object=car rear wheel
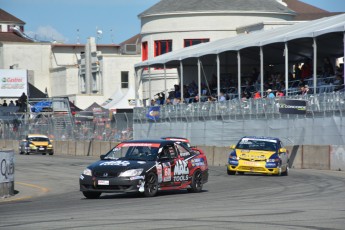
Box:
[42,153,46,155]
[83,191,101,199]
[49,153,54,155]
[144,172,158,197]
[227,168,236,175]
[188,170,203,193]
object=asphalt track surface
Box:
[1,154,345,230]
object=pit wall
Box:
[1,140,345,171]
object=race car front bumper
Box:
[227,161,280,175]
[79,175,145,193]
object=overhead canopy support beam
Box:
[260,46,264,96]
[217,54,220,101]
[198,58,201,103]
[285,42,289,96]
[164,64,167,101]
[180,61,184,102]
[237,51,241,98]
[313,37,317,95]
[148,66,151,101]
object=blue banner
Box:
[146,106,160,121]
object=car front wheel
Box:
[144,172,158,197]
[188,170,203,193]
[227,168,236,175]
[83,191,101,199]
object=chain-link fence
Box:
[0,111,133,142]
[133,91,345,123]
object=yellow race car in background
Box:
[19,134,54,155]
[227,136,289,176]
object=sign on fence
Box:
[0,150,15,183]
[278,99,307,115]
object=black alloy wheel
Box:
[188,170,203,193]
[144,172,158,197]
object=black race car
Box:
[79,140,208,198]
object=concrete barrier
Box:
[100,141,111,155]
[213,147,230,167]
[76,141,85,156]
[68,140,76,156]
[92,141,101,157]
[197,145,215,166]
[0,149,15,198]
[60,141,69,155]
[1,139,344,171]
[330,145,345,171]
[302,145,330,170]
[286,145,303,169]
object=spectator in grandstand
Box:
[300,85,310,95]
[193,95,200,103]
[301,59,312,80]
[18,92,27,112]
[218,91,226,102]
[266,89,275,98]
[165,98,173,105]
[173,84,181,98]
[334,74,344,91]
[253,91,261,99]
[207,96,216,102]
[322,57,334,77]
[173,98,182,105]
[2,100,8,106]
[8,100,15,107]
[276,90,284,97]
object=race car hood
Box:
[88,159,156,175]
[235,149,276,161]
[30,141,50,146]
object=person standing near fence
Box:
[18,92,27,112]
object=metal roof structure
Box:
[135,13,345,68]
[139,0,295,17]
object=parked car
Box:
[227,136,289,176]
[19,134,54,155]
[79,139,208,198]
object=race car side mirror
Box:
[279,148,287,154]
[230,145,236,149]
[100,154,106,160]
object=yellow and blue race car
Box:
[227,136,289,176]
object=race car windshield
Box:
[28,137,49,142]
[236,139,277,151]
[104,145,159,161]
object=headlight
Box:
[83,168,92,176]
[119,169,143,177]
[29,144,37,149]
[47,144,53,148]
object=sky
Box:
[1,0,345,45]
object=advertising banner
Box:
[0,69,28,98]
[278,99,307,115]
[146,106,160,121]
[0,150,15,183]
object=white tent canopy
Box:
[135,13,345,68]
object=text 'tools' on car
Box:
[19,134,54,155]
[79,140,209,198]
[227,136,289,176]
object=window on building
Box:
[184,39,210,48]
[121,71,129,89]
[142,42,148,61]
[154,40,172,57]
[20,26,24,32]
[80,74,86,93]
[7,25,13,32]
[92,73,98,93]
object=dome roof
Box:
[139,0,295,17]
